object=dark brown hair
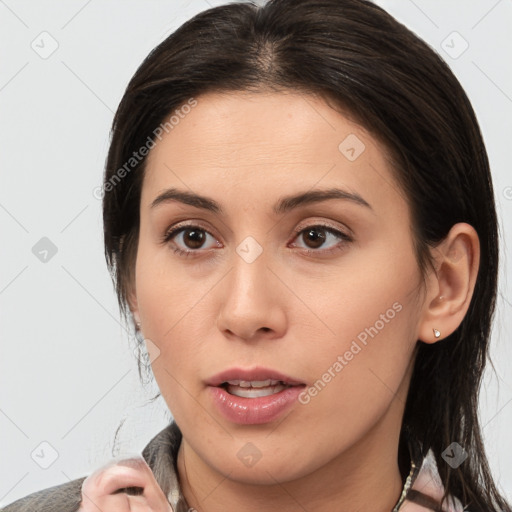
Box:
[102,1,510,510]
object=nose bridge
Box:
[216,236,286,339]
[227,239,270,309]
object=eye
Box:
[162,222,353,258]
[290,224,353,254]
[162,224,221,257]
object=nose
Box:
[216,249,287,342]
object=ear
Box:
[417,223,480,344]
[127,284,141,329]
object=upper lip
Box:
[205,366,306,387]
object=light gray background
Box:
[1,0,511,506]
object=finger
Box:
[82,462,147,496]
[111,457,172,509]
[78,490,132,512]
[123,494,173,512]
[80,456,172,511]
[79,493,173,512]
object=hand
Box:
[78,456,173,511]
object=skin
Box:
[80,91,479,511]
[78,457,171,511]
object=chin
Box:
[218,462,306,486]
[201,442,313,486]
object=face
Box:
[131,91,424,484]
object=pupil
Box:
[185,229,205,249]
[304,228,325,248]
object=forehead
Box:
[142,91,404,216]
[147,91,379,163]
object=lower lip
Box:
[208,385,306,425]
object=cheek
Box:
[133,244,221,407]
[287,238,419,351]
[290,298,418,466]
[290,247,420,413]
[135,240,214,342]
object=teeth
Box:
[226,383,288,398]
[221,379,298,398]
[226,379,281,388]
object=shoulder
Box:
[1,422,181,512]
[0,476,86,512]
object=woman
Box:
[4,0,510,510]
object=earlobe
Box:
[127,288,141,327]
[418,223,480,344]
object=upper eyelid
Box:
[164,221,215,237]
[165,222,351,247]
[293,220,352,237]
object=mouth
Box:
[206,368,307,425]
[206,366,306,398]
[220,379,299,398]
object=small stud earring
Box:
[433,328,441,338]
[136,321,141,330]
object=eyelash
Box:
[161,223,353,258]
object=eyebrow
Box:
[150,187,373,215]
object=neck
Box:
[176,418,407,512]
